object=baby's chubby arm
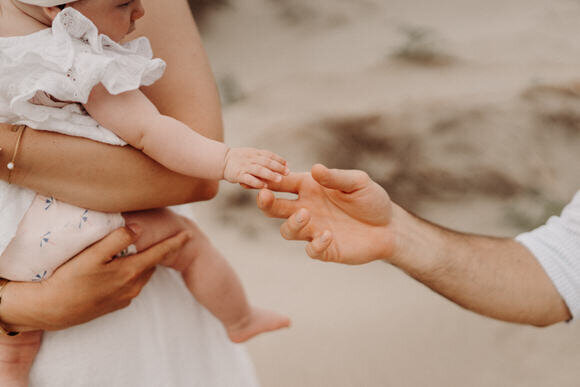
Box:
[84,84,288,187]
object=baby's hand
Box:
[223,148,289,188]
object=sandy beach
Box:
[189,1,580,386]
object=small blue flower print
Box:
[79,210,89,229]
[32,271,47,282]
[44,196,55,210]
[40,232,51,248]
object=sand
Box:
[189,1,580,386]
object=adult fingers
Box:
[311,164,369,194]
[305,231,333,261]
[88,227,139,264]
[128,267,156,299]
[257,189,300,219]
[280,208,312,241]
[119,230,191,273]
[261,172,305,194]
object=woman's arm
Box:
[0,124,215,212]
[129,0,224,142]
[0,0,223,210]
[0,227,191,331]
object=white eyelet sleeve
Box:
[0,7,166,145]
[516,191,580,318]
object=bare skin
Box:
[0,0,223,212]
[0,0,228,384]
[0,0,222,328]
[257,164,571,327]
[123,209,290,343]
[0,228,191,386]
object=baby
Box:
[0,0,290,383]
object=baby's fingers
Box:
[249,164,283,183]
[260,150,289,175]
[259,157,289,175]
[239,173,267,189]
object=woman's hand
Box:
[257,164,396,265]
[0,227,190,331]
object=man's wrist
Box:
[387,204,446,274]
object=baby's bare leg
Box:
[123,209,289,342]
[0,331,42,387]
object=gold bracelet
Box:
[0,279,19,336]
[7,125,26,185]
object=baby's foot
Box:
[227,307,290,343]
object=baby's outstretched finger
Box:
[260,150,287,166]
[239,173,267,189]
[250,164,283,183]
[260,157,289,175]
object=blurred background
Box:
[188,1,580,386]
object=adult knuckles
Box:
[125,285,142,300]
[119,265,140,282]
[352,170,370,187]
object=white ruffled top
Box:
[0,8,165,255]
[0,7,165,145]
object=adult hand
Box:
[1,227,190,331]
[258,164,397,264]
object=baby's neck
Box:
[0,0,51,37]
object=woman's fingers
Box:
[257,189,300,218]
[305,231,333,260]
[311,164,369,194]
[120,230,191,273]
[89,227,139,264]
[127,267,157,300]
[280,208,312,241]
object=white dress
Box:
[0,8,259,386]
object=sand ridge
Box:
[189,1,580,386]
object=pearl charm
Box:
[7,162,14,170]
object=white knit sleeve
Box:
[515,191,580,318]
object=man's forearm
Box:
[390,204,571,326]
